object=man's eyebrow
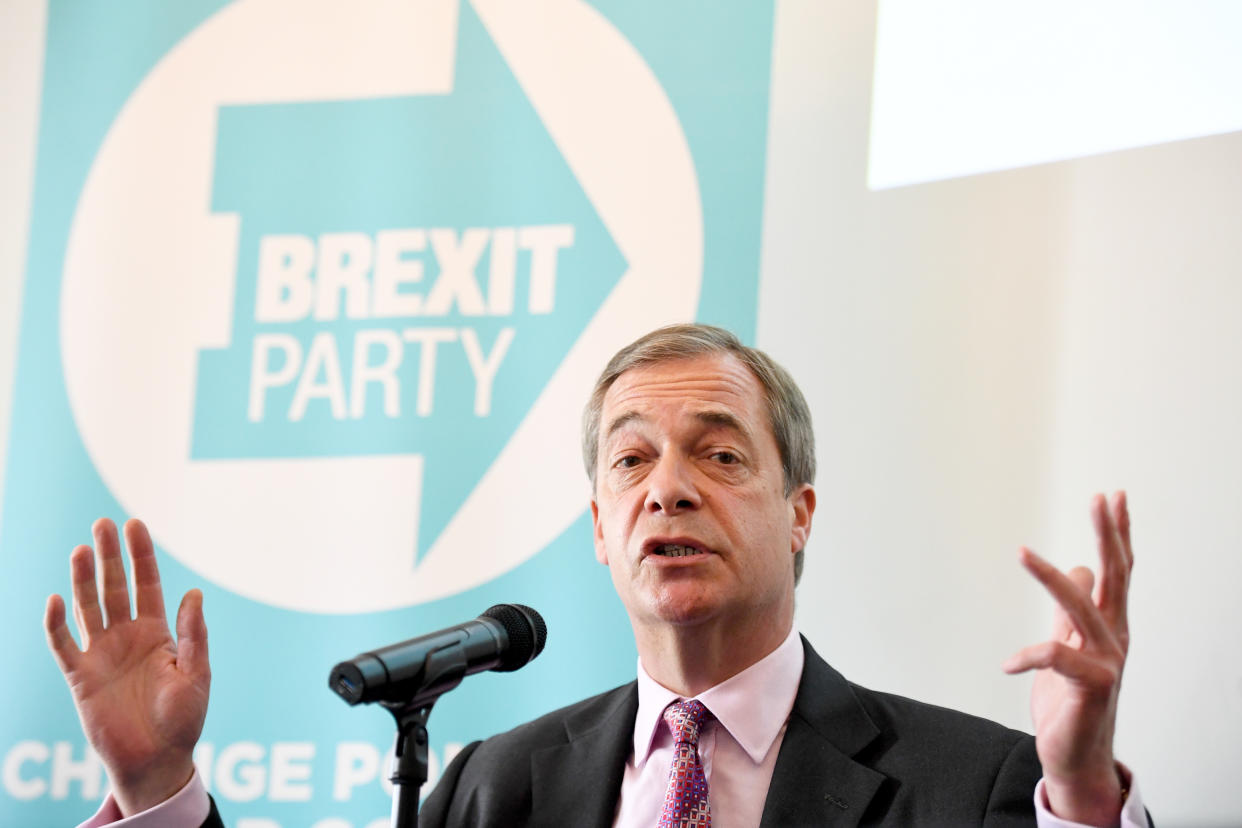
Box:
[604,411,644,441]
[694,410,751,439]
[603,409,753,442]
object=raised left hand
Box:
[1003,491,1133,826]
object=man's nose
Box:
[644,454,701,514]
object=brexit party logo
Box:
[56,0,749,613]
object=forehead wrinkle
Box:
[600,356,766,448]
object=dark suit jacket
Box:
[417,637,1047,826]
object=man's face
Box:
[590,353,814,634]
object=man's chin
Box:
[643,587,726,628]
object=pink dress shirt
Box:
[613,625,805,828]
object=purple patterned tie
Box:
[658,699,711,828]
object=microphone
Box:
[329,604,547,707]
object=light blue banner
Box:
[1,1,775,824]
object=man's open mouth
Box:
[650,544,704,558]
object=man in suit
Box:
[47,324,1145,826]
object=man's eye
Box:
[615,456,641,469]
[711,451,739,464]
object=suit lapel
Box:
[523,641,886,827]
[529,683,638,828]
[759,638,887,828]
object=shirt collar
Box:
[632,625,804,767]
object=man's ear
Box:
[789,484,815,555]
[591,499,609,565]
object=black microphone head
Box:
[482,603,547,672]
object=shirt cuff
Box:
[77,768,211,828]
[1034,765,1147,828]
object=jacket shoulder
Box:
[853,682,1032,756]
[419,682,636,827]
[847,682,1042,824]
[470,680,635,757]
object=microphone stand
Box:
[331,606,547,827]
[384,701,434,828]
[380,641,474,828]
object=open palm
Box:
[45,518,210,816]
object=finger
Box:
[1047,563,1094,643]
[44,594,82,673]
[175,589,210,684]
[1002,640,1117,685]
[1107,491,1133,648]
[1091,493,1129,626]
[69,544,104,642]
[1045,560,1074,643]
[1020,547,1112,646]
[1112,490,1134,569]
[93,518,132,625]
[125,519,166,621]
[1067,566,1094,595]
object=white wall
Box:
[763,2,1242,823]
[1045,135,1242,822]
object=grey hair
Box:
[581,324,815,583]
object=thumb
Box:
[175,589,210,684]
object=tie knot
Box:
[663,699,708,745]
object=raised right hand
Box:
[44,518,210,816]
